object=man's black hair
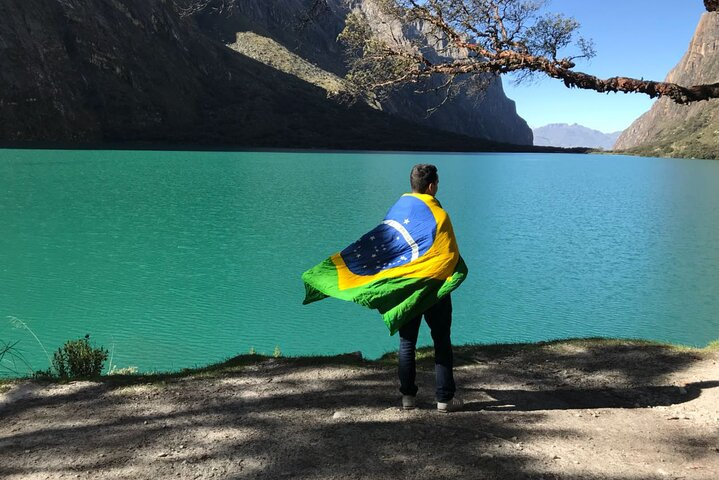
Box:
[410,164,438,193]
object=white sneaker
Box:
[437,397,463,413]
[402,395,416,410]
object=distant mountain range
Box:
[614,12,719,159]
[532,124,623,149]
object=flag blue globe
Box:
[340,196,437,276]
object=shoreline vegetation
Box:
[1,337,716,388]
[3,143,716,161]
[1,336,717,479]
[0,141,592,155]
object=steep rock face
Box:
[614,12,719,159]
[185,0,350,75]
[0,0,320,144]
[0,0,516,149]
[188,0,533,145]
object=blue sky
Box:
[502,0,708,133]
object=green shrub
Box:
[52,335,108,379]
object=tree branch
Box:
[343,0,719,105]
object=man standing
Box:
[399,164,463,413]
[302,163,467,412]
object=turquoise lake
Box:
[1,149,718,375]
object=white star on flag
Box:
[403,218,410,225]
[369,235,375,241]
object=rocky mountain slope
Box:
[614,12,719,159]
[533,124,622,150]
[0,0,494,150]
[168,0,533,145]
[0,0,531,149]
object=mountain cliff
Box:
[0,0,532,149]
[188,0,533,145]
[533,124,622,149]
[614,12,719,159]
[1,0,518,150]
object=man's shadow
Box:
[462,381,719,411]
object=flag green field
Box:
[302,193,468,334]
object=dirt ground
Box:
[1,341,717,480]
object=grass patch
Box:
[98,353,268,387]
[2,337,715,388]
[380,337,710,368]
[98,352,372,389]
[532,337,705,354]
[0,380,16,394]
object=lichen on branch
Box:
[340,0,719,105]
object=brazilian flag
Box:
[302,193,468,335]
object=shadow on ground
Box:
[0,341,717,479]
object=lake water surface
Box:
[1,149,718,374]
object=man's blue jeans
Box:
[398,295,456,402]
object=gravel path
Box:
[1,341,717,479]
